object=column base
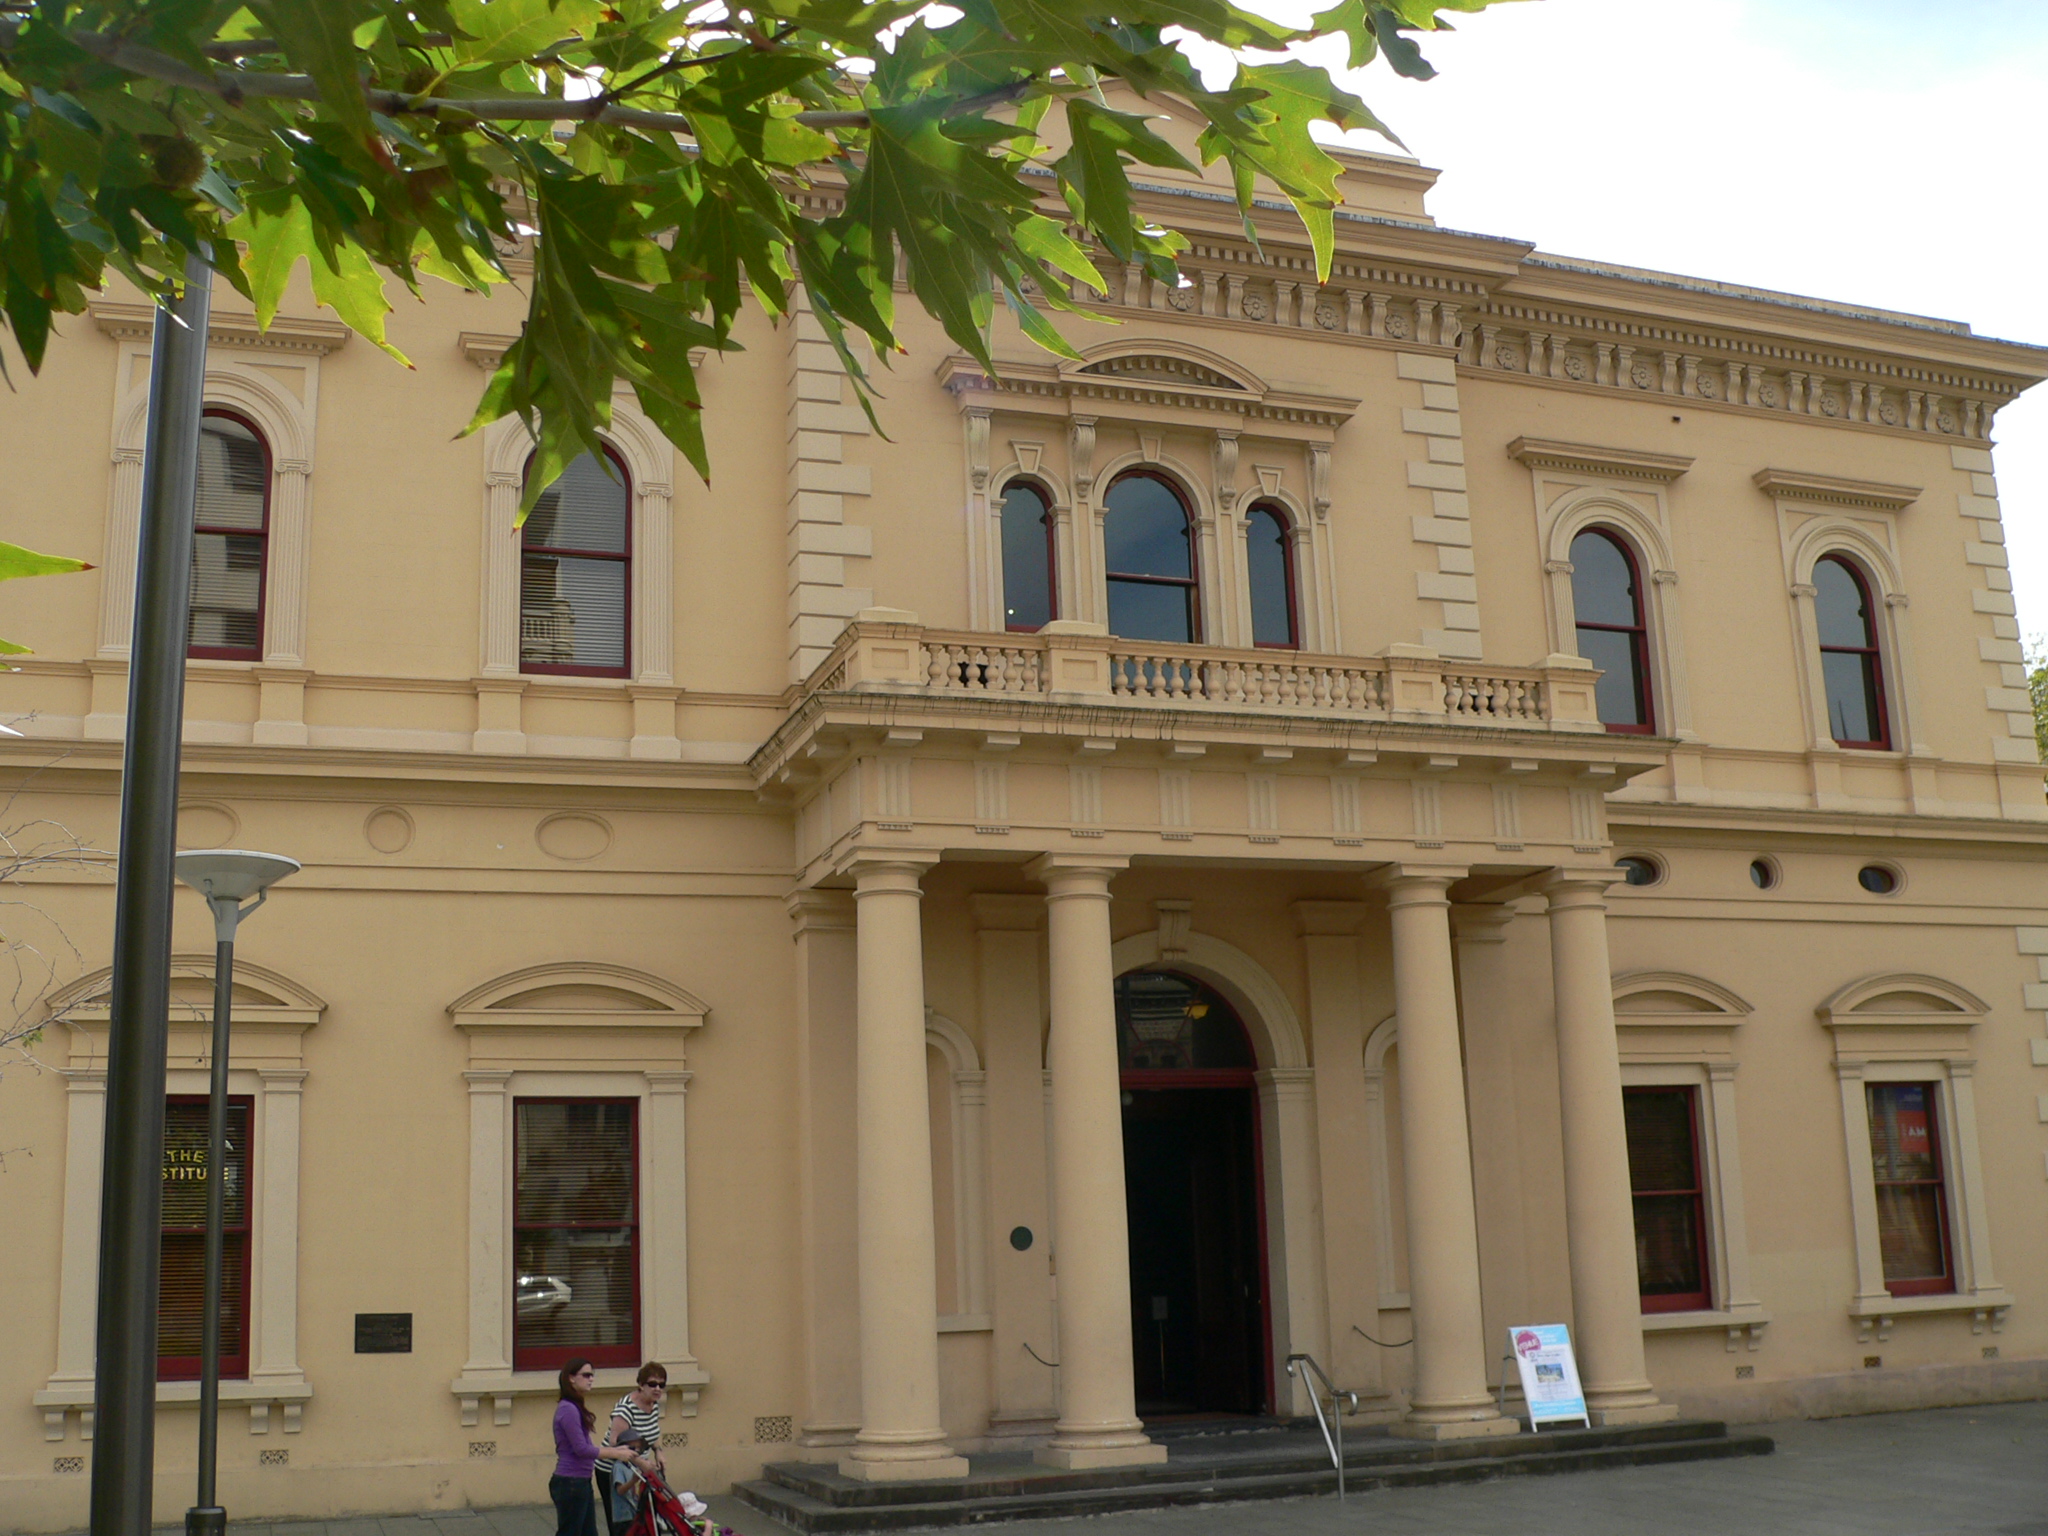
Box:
[1389,1413,1522,1442]
[837,1452,971,1482]
[1034,1442,1170,1470]
[1590,1401,1680,1426]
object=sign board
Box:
[1507,1324,1589,1429]
[355,1313,414,1354]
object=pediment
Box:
[1612,970,1751,1026]
[49,956,326,1024]
[1819,972,1986,1030]
[449,963,707,1031]
[1078,353,1252,392]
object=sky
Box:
[1233,0,2048,638]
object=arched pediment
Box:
[1819,972,1987,1029]
[449,962,707,1031]
[1070,341,1265,395]
[47,956,326,1023]
[1613,970,1752,1021]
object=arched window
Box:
[998,480,1056,632]
[1245,503,1298,649]
[1814,555,1888,748]
[521,448,631,677]
[1103,472,1198,644]
[1570,527,1653,733]
[187,411,270,660]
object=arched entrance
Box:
[1117,969,1268,1417]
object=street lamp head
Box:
[174,849,301,904]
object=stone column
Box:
[1542,871,1677,1425]
[1030,854,1167,1470]
[1378,870,1517,1440]
[842,854,969,1481]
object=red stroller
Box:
[619,1461,727,1536]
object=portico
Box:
[770,613,1679,1459]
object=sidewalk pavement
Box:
[61,1400,2048,1536]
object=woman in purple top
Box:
[552,1360,653,1536]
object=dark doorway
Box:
[1117,970,1268,1418]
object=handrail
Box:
[1286,1352,1360,1501]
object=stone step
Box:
[732,1421,1773,1532]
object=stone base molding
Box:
[1388,1413,1524,1442]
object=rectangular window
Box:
[1867,1082,1953,1296]
[513,1099,640,1370]
[160,1096,254,1381]
[1624,1087,1710,1313]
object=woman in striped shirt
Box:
[600,1361,668,1533]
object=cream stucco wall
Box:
[3,115,2048,1524]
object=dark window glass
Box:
[1749,859,1777,889]
[513,1099,640,1369]
[1858,864,1898,894]
[188,413,270,659]
[160,1096,253,1380]
[1814,557,1888,748]
[1246,505,1297,648]
[1624,1088,1710,1312]
[1616,856,1660,887]
[522,450,631,675]
[1115,971,1255,1072]
[1570,529,1652,732]
[1104,473,1198,643]
[999,482,1056,631]
[1867,1083,1952,1295]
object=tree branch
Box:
[33,25,1035,134]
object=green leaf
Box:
[446,0,604,65]
[0,541,91,582]
[1370,7,1437,79]
[250,1,380,153]
[230,203,317,329]
[1013,214,1106,295]
[309,237,410,365]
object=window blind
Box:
[188,415,269,657]
[160,1096,253,1380]
[513,1099,640,1369]
[521,451,631,674]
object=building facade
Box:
[4,111,2048,1525]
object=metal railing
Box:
[1286,1352,1361,1501]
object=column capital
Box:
[1027,852,1129,895]
[1540,867,1622,906]
[836,847,941,889]
[787,888,856,933]
[1449,902,1517,943]
[1370,864,1467,905]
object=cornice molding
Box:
[89,300,349,356]
[1751,468,1921,511]
[1507,437,1693,483]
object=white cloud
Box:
[1293,0,2048,637]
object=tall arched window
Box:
[1814,554,1889,748]
[1245,504,1298,649]
[1103,472,1198,644]
[187,411,270,660]
[998,480,1056,632]
[521,448,631,677]
[1570,527,1653,733]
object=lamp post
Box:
[172,849,301,1536]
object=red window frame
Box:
[1815,555,1891,750]
[1868,1081,1954,1297]
[160,1094,254,1381]
[1103,470,1201,643]
[999,479,1059,632]
[512,1096,642,1372]
[1623,1086,1711,1314]
[187,410,270,662]
[1571,527,1655,734]
[520,446,633,679]
[1244,502,1300,650]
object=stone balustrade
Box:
[815,616,1606,733]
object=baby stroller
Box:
[617,1458,726,1536]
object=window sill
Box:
[938,1314,992,1334]
[1848,1289,2012,1342]
[1640,1307,1770,1350]
[34,1375,312,1439]
[451,1361,710,1427]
